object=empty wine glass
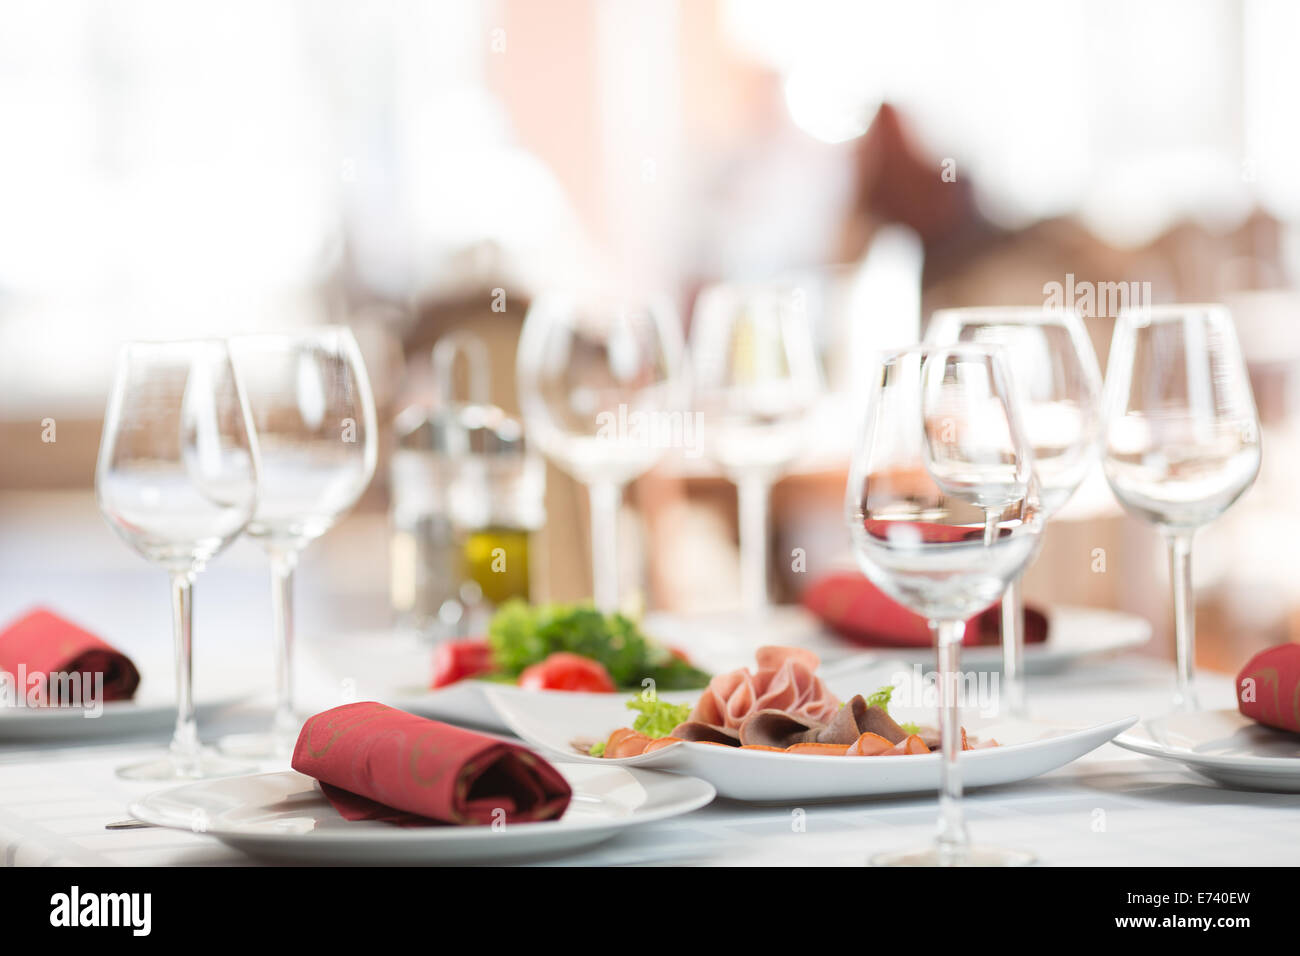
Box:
[846,344,1043,866]
[926,307,1101,716]
[95,340,259,780]
[219,327,377,757]
[690,279,824,609]
[1101,304,1260,711]
[517,294,683,612]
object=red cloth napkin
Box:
[0,608,140,702]
[802,572,1048,648]
[1237,643,1300,735]
[291,702,572,826]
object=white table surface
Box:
[2,656,1298,867]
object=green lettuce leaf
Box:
[625,696,692,738]
[486,600,710,689]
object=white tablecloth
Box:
[4,494,1296,865]
[3,657,1298,867]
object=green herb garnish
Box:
[863,684,917,733]
[864,683,896,711]
[626,696,691,738]
[588,741,606,757]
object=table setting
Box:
[8,11,1300,949]
[2,294,1298,874]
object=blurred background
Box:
[4,0,1300,680]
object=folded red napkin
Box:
[1237,643,1300,735]
[802,572,1048,648]
[291,702,572,826]
[0,608,140,702]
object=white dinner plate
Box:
[644,604,1152,676]
[1113,709,1300,792]
[485,686,1137,802]
[129,764,716,864]
[0,694,248,743]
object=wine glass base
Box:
[116,750,255,782]
[218,731,297,760]
[871,845,1037,867]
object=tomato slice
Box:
[430,638,494,689]
[518,652,617,693]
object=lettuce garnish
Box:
[861,684,919,732]
[626,696,691,738]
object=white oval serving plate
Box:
[485,685,1137,802]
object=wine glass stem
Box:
[270,550,299,745]
[933,617,970,864]
[981,508,998,547]
[168,570,200,774]
[737,473,771,610]
[589,480,622,613]
[1166,528,1199,711]
[1001,577,1026,718]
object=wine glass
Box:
[517,294,683,612]
[845,344,1043,866]
[1101,304,1260,711]
[926,307,1101,716]
[95,340,259,780]
[219,326,377,757]
[690,279,824,609]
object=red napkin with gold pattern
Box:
[0,608,140,702]
[291,702,572,826]
[802,572,1048,648]
[1237,644,1300,735]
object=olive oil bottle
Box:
[389,333,545,637]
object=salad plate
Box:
[485,685,1138,802]
[1113,709,1300,792]
[129,764,716,864]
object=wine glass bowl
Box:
[855,502,1043,625]
[1102,305,1260,528]
[233,329,378,550]
[1104,416,1259,527]
[920,350,1033,516]
[519,294,682,487]
[850,347,1043,622]
[846,344,1042,866]
[928,307,1101,516]
[98,350,258,572]
[690,279,823,476]
[95,339,259,780]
